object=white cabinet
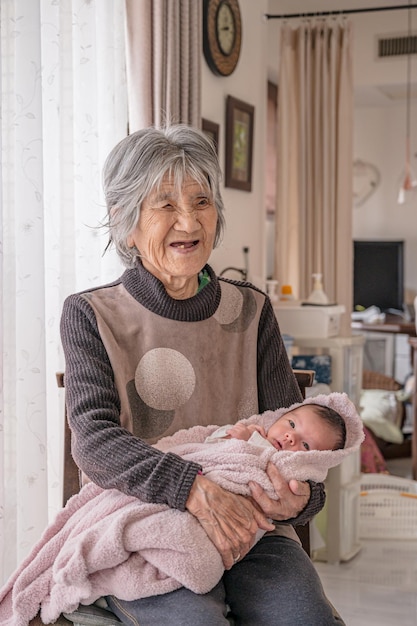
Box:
[292,335,364,563]
[311,450,362,564]
[353,330,413,384]
[292,334,365,407]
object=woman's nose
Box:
[174,208,199,231]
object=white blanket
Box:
[0,393,364,625]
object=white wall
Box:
[352,7,417,303]
[354,103,417,304]
[202,0,269,290]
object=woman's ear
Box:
[127,233,135,248]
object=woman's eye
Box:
[289,420,295,429]
[155,203,175,212]
[303,442,310,451]
[196,197,209,208]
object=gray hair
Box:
[102,124,226,268]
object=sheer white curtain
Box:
[274,19,354,334]
[125,0,201,131]
[0,0,127,582]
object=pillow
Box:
[359,389,404,444]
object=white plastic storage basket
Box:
[359,473,417,540]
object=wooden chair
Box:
[29,369,314,626]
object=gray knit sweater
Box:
[60,262,324,524]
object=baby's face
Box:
[266,406,339,452]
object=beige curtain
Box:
[125,0,201,131]
[275,19,354,335]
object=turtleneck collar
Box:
[121,261,221,322]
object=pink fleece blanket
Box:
[0,393,363,625]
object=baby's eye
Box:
[303,442,310,451]
[289,420,295,429]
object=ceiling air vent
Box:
[378,34,417,58]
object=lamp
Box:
[398,0,417,204]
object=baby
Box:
[206,402,346,453]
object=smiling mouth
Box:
[171,241,199,249]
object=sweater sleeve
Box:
[256,297,303,411]
[256,297,326,525]
[60,293,201,511]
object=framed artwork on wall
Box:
[225,95,254,191]
[202,118,220,154]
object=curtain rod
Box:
[265,4,417,20]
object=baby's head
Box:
[266,403,346,452]
[308,404,347,450]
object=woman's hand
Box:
[249,463,310,521]
[186,474,275,569]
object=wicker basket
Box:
[359,473,417,540]
[362,369,403,391]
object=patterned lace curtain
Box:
[0,0,127,582]
[274,19,354,334]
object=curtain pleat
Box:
[337,25,354,321]
[124,1,153,130]
[275,19,353,334]
[125,0,201,131]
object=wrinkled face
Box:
[127,177,218,286]
[266,406,339,452]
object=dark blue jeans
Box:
[106,535,344,625]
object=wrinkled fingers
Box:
[185,475,272,568]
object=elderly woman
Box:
[60,125,342,625]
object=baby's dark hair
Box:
[311,404,347,450]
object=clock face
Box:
[216,3,235,55]
[203,0,242,76]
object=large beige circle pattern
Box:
[215,282,257,333]
[135,348,196,410]
[213,281,243,324]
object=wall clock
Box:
[203,0,242,77]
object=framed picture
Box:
[225,96,254,191]
[202,118,220,154]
